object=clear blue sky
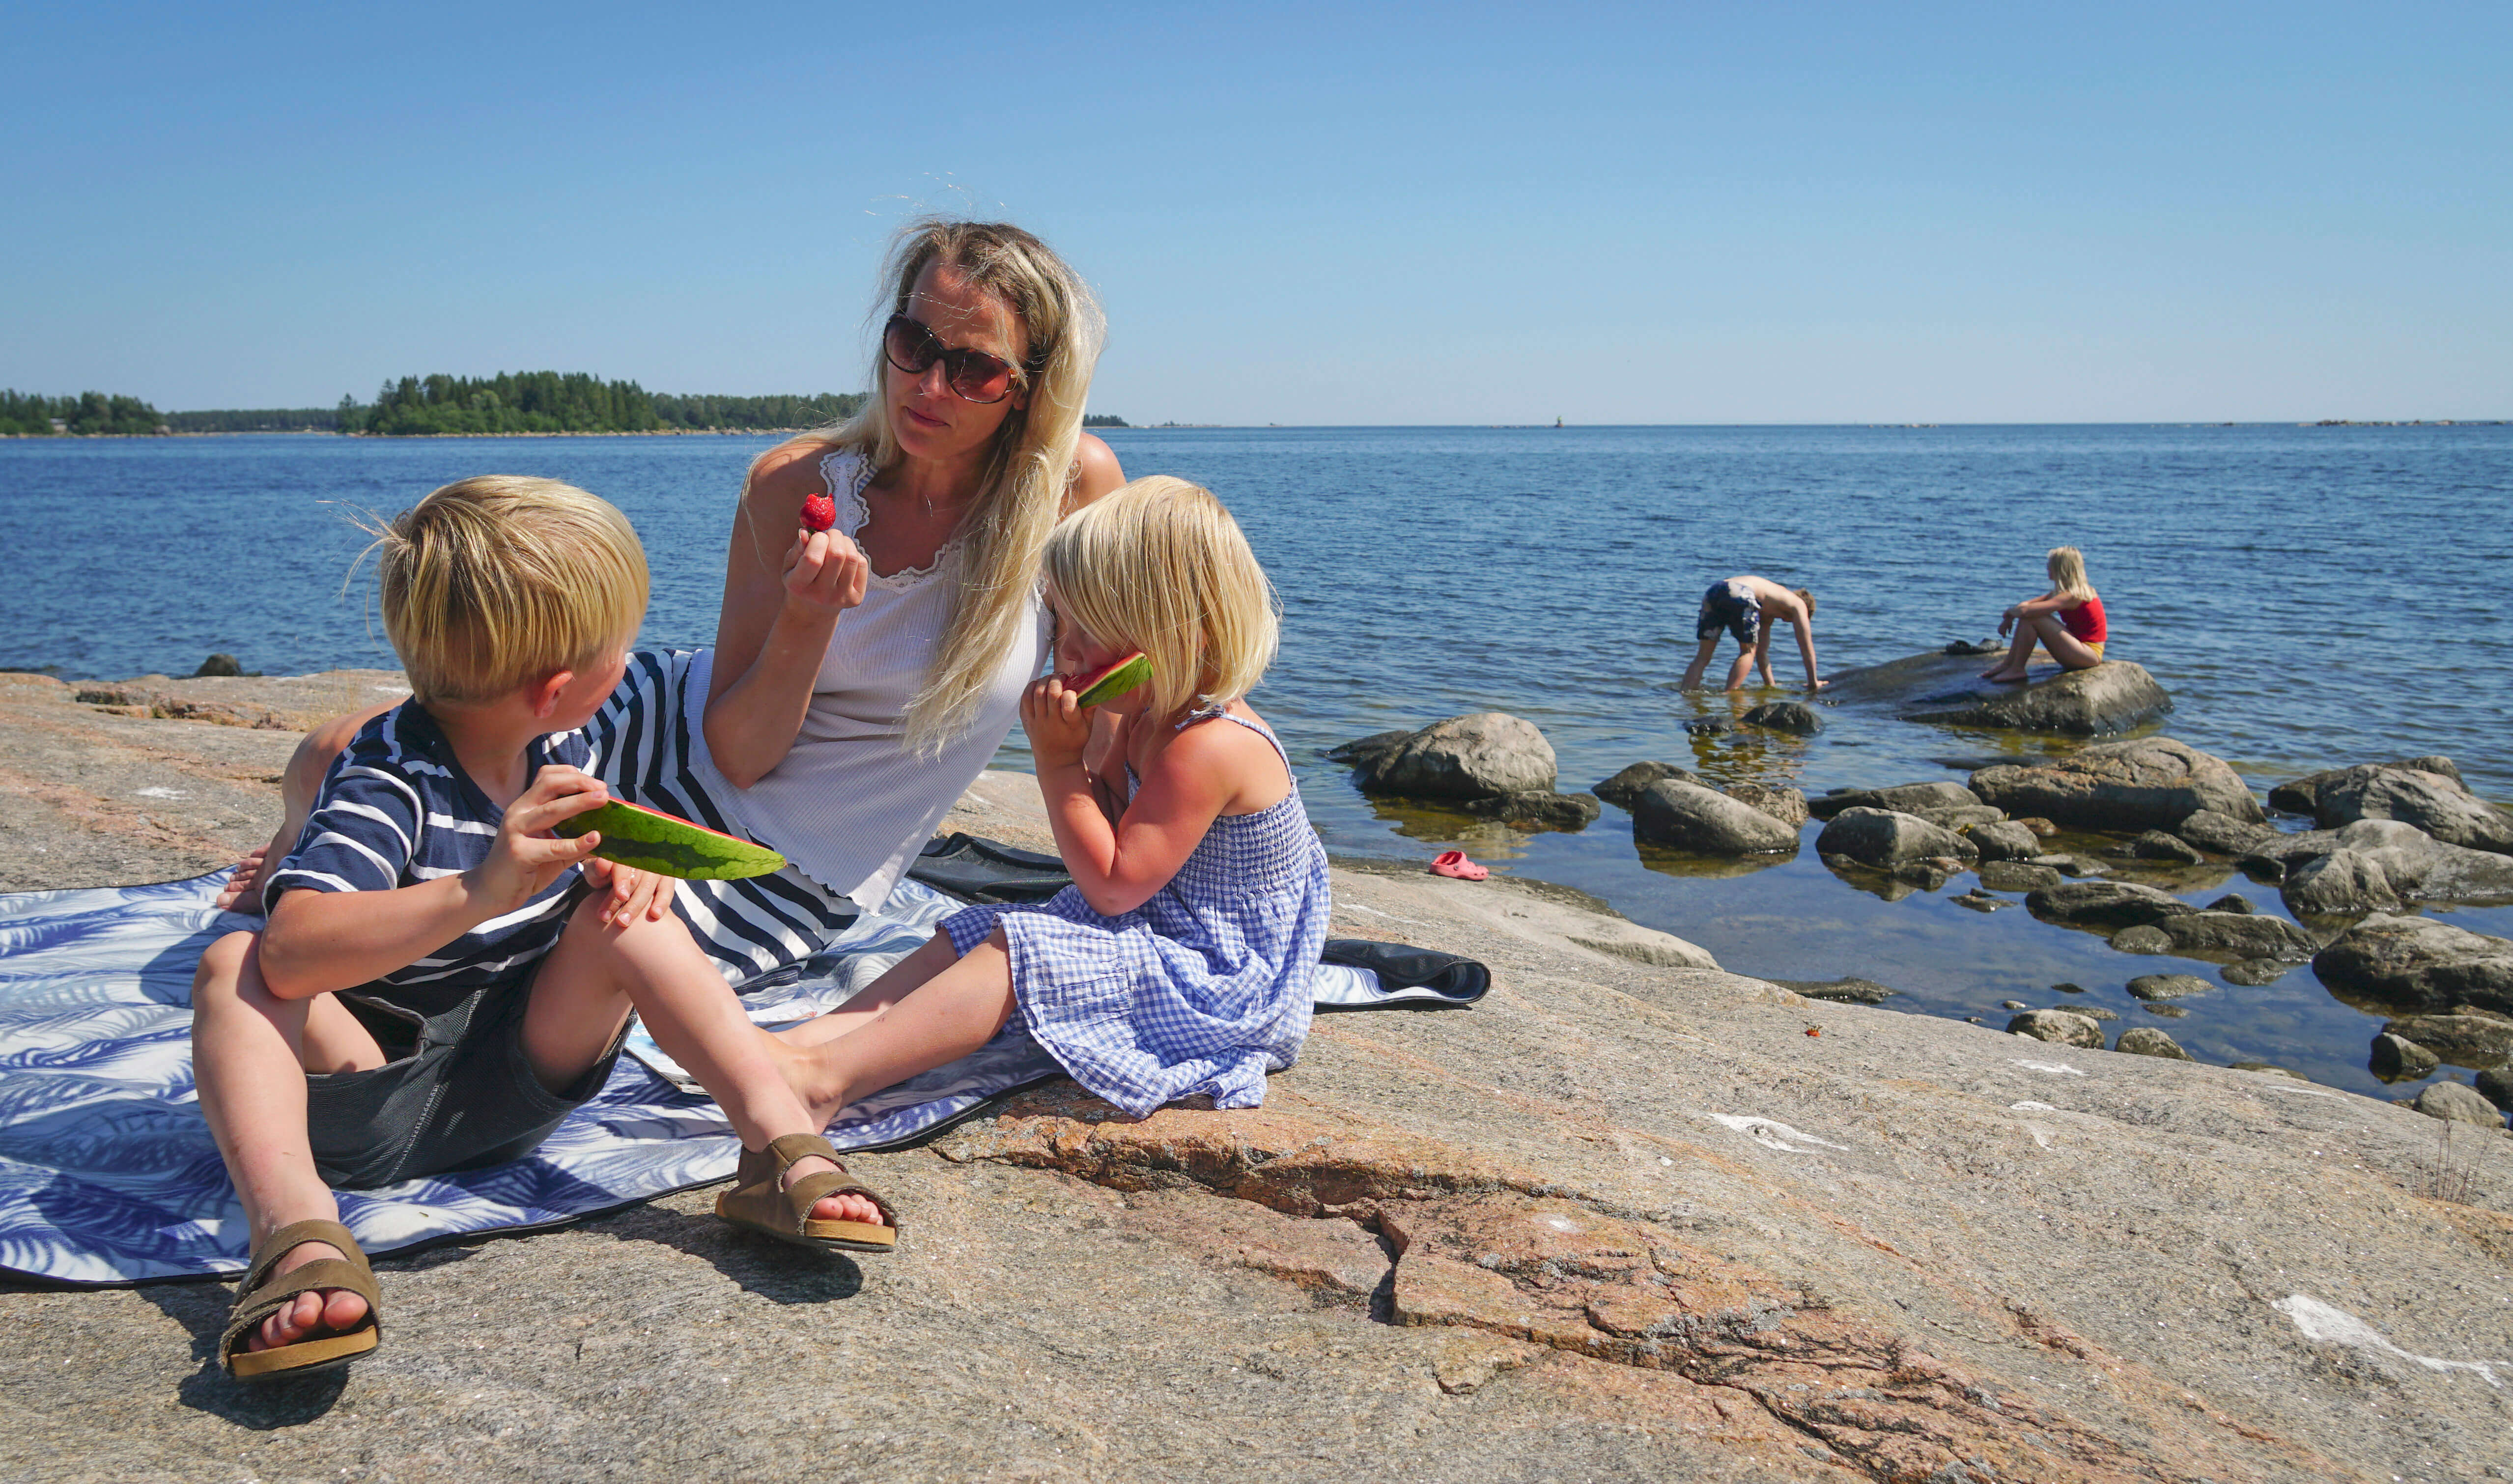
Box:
[5,2,2505,422]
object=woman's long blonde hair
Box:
[760,218,1104,753]
[1045,477,1280,721]
[2047,546,2096,601]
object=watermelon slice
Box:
[1072,651,1151,706]
[555,799,787,880]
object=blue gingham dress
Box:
[940,710,1328,1117]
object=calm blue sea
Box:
[3,425,2508,1095]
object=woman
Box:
[1979,545,2106,682]
[231,217,1124,973]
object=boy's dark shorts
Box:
[305,959,626,1190]
[1695,580,1761,645]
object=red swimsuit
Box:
[2061,594,2107,644]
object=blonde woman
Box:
[764,477,1328,1130]
[1980,545,2107,681]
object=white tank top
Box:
[718,449,1046,910]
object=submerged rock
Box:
[2128,830,2206,864]
[2126,973,2212,1001]
[2379,1013,2513,1070]
[1815,807,1979,868]
[2008,1009,2103,1048]
[1630,780,1799,855]
[1977,860,2063,893]
[1461,790,1602,831]
[1593,761,1698,809]
[1772,977,1898,1004]
[2311,915,2513,1014]
[1972,738,2264,833]
[2203,893,2256,914]
[2116,1027,2195,1061]
[2221,959,2292,986]
[2478,1065,2513,1109]
[2279,819,2513,917]
[1740,700,1824,733]
[1352,714,1557,801]
[2025,880,2195,931]
[1965,820,2043,862]
[1807,781,1980,821]
[1903,660,2173,735]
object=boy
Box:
[1677,574,1827,693]
[193,476,887,1384]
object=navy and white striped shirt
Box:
[262,702,593,1016]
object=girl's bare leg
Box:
[192,931,387,1353]
[771,931,960,1050]
[775,929,1016,1130]
[1982,613,2099,680]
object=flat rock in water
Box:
[1977,859,2064,893]
[2268,756,2462,816]
[1815,807,1978,868]
[1971,737,2264,833]
[2221,958,2292,986]
[1630,779,1800,855]
[2204,893,2256,914]
[2116,1027,2195,1061]
[1461,790,1602,832]
[2129,829,2206,864]
[1910,803,2007,831]
[1593,760,1698,809]
[1740,700,1824,733]
[1968,820,2043,863]
[1902,660,2174,736]
[2412,1081,2507,1127]
[2008,1008,2104,1047]
[2309,761,2513,855]
[2025,880,2195,931]
[1771,977,1898,1004]
[2279,819,2513,917]
[2109,911,2319,963]
[2368,1033,2441,1081]
[1807,780,1981,821]
[1356,713,1558,801]
[1722,781,1809,828]
[2312,914,2513,1014]
[1326,728,1414,768]
[2379,1013,2513,1070]
[2126,974,2212,1001]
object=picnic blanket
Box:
[0,867,1472,1286]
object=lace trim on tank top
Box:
[819,449,963,592]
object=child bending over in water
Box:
[1678,575,1825,691]
[1980,545,2107,682]
[769,475,1329,1126]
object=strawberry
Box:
[800,493,836,532]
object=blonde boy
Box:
[193,476,868,1383]
[1677,574,1827,692]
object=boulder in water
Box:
[2278,820,2513,917]
[2379,1013,2513,1071]
[2126,974,2211,1001]
[1594,761,1698,809]
[1807,781,1982,821]
[1461,790,1602,832]
[2412,1081,2506,1128]
[1971,738,2264,833]
[1740,700,1823,733]
[2024,880,2195,931]
[2008,1009,2103,1048]
[1978,859,2063,893]
[2268,756,2463,817]
[1814,808,1978,868]
[1967,820,2043,863]
[2109,912,2318,962]
[2308,763,2513,856]
[1902,661,2173,736]
[2128,830,2206,864]
[2115,1027,2195,1061]
[2311,914,2513,1014]
[1631,780,1799,855]
[2369,1032,2441,1082]
[1351,714,1557,801]
[1722,782,1809,828]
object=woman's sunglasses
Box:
[883,313,1025,405]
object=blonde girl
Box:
[1980,545,2108,681]
[768,476,1330,1132]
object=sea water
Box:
[3,425,2507,1094]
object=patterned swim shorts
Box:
[1695,580,1760,645]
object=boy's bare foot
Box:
[247,1238,370,1353]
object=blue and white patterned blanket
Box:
[0,869,1405,1287]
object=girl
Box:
[739,477,1328,1245]
[1980,545,2107,682]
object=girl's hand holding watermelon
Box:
[1019,675,1093,770]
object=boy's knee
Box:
[194,930,259,995]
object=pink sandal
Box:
[1430,850,1489,881]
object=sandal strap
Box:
[763,1132,840,1170]
[783,1170,902,1233]
[242,1219,370,1294]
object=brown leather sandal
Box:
[714,1134,900,1255]
[219,1219,383,1381]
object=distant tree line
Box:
[0,390,166,436]
[1082,414,1129,428]
[353,372,866,435]
[165,406,348,433]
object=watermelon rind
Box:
[1074,651,1151,707]
[555,801,788,881]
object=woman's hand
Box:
[1020,676,1092,770]
[781,528,870,618]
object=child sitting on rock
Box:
[764,476,1330,1125]
[1979,545,2107,682]
[1678,574,1826,692]
[192,476,895,1384]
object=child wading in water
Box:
[771,476,1328,1122]
[1678,574,1826,692]
[1979,545,2107,682]
[193,477,897,1384]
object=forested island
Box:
[4,375,873,438]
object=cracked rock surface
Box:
[3,677,2512,1482]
